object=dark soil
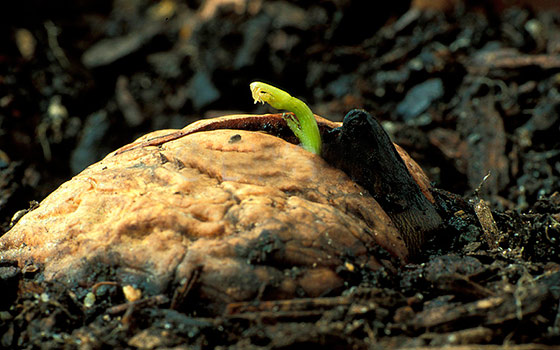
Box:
[1,0,559,349]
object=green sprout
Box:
[250,81,321,155]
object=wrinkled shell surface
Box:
[1,115,413,309]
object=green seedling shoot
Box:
[250,81,321,155]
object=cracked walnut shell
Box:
[0,114,429,311]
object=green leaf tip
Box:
[250,81,322,155]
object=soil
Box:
[1,0,559,349]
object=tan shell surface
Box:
[0,122,409,308]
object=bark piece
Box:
[409,281,554,332]
[468,48,560,73]
[457,96,509,196]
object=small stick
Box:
[472,173,501,250]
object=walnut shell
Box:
[0,114,425,311]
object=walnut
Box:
[0,112,439,312]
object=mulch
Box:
[1,0,559,348]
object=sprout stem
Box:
[250,82,321,155]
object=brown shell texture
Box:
[0,114,427,311]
